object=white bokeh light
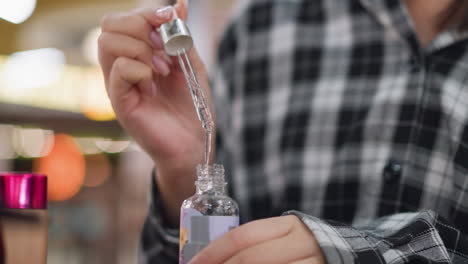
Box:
[96,139,130,153]
[82,27,101,65]
[2,48,65,98]
[0,125,17,159]
[0,0,36,24]
[13,127,54,158]
[75,137,102,155]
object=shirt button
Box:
[383,161,402,183]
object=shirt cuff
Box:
[148,171,180,242]
[283,210,383,264]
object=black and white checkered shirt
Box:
[140,0,468,263]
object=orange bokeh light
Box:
[34,134,85,201]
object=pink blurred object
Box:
[0,173,47,210]
[0,173,48,264]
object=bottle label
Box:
[179,208,239,264]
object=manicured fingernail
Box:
[150,31,164,49]
[153,55,170,76]
[163,54,173,65]
[155,6,173,20]
[176,0,188,9]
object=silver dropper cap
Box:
[160,18,194,56]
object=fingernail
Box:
[163,54,173,65]
[155,6,173,20]
[176,0,188,8]
[153,55,170,76]
[150,31,164,49]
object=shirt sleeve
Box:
[284,210,468,264]
[138,172,179,264]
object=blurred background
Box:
[0,0,238,263]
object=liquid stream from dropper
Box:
[177,49,214,165]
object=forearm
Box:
[154,127,217,226]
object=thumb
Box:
[175,0,189,20]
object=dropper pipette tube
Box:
[177,49,214,164]
[160,7,214,165]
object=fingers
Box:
[190,216,297,264]
[150,30,164,49]
[108,57,154,103]
[132,2,188,30]
[224,231,314,264]
[289,257,326,264]
[100,5,184,49]
[175,0,189,20]
[101,11,156,48]
[99,5,188,81]
[99,7,170,87]
[98,33,173,87]
[152,50,172,76]
[98,32,154,81]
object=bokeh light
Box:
[95,139,130,153]
[82,27,101,66]
[0,0,36,24]
[83,153,111,187]
[74,137,102,155]
[2,49,65,100]
[0,125,16,159]
[13,127,54,158]
[80,68,116,121]
[34,134,85,201]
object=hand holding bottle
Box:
[190,216,326,264]
[98,0,213,225]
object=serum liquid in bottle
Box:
[179,164,239,264]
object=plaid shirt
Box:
[139,0,468,263]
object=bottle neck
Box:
[195,164,227,196]
[196,182,226,195]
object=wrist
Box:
[154,165,197,225]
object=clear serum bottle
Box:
[179,164,239,264]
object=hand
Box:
[190,215,326,264]
[99,0,209,172]
[98,0,212,224]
